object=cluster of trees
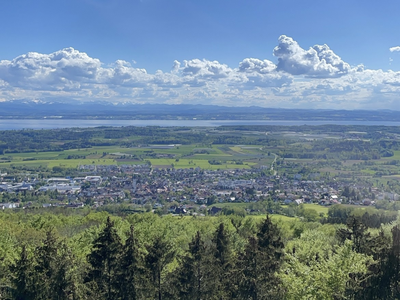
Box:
[323,205,398,227]
[280,139,392,160]
[5,216,284,300]
[336,216,400,299]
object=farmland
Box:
[2,124,400,194]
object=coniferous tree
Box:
[118,225,144,300]
[34,230,75,300]
[86,216,122,300]
[347,227,398,300]
[389,225,400,298]
[364,229,391,300]
[145,234,175,300]
[212,223,233,300]
[236,216,284,300]
[171,231,214,300]
[376,225,400,299]
[10,245,34,300]
[337,216,371,254]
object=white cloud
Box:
[1,38,400,109]
[238,58,276,74]
[180,59,232,79]
[273,35,351,78]
[390,46,400,52]
[0,48,102,89]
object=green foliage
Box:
[85,217,122,299]
[170,231,215,299]
[282,239,370,300]
[145,234,175,300]
[9,231,77,300]
[222,206,247,217]
[118,225,145,300]
[324,205,397,228]
[2,208,400,299]
[235,216,285,299]
[297,205,320,222]
[10,245,34,300]
[212,223,233,299]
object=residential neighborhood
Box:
[0,163,395,215]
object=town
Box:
[0,161,395,217]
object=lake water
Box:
[1,119,400,130]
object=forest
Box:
[0,206,396,299]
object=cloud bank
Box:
[1,36,400,109]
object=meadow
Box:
[0,144,272,170]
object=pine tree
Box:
[236,216,284,300]
[10,232,76,300]
[337,216,371,254]
[33,230,75,300]
[86,216,122,300]
[118,225,144,300]
[212,223,233,300]
[171,231,215,300]
[145,234,175,300]
[349,227,399,300]
[10,245,34,300]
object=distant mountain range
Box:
[0,100,399,121]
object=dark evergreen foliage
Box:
[236,216,285,300]
[34,230,75,300]
[212,223,233,300]
[10,245,34,300]
[9,231,76,300]
[337,216,371,254]
[145,234,175,300]
[117,225,144,300]
[170,231,215,300]
[85,217,122,300]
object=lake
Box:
[1,119,400,130]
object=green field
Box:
[149,158,256,170]
[386,150,400,160]
[0,144,267,170]
[0,158,118,168]
[212,203,251,209]
[303,203,329,214]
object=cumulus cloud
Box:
[102,60,151,87]
[390,46,400,52]
[233,58,292,88]
[1,38,400,109]
[238,58,276,74]
[180,59,232,79]
[0,48,101,89]
[273,35,351,78]
[0,48,153,91]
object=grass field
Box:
[246,214,297,222]
[149,158,255,170]
[212,203,251,209]
[0,144,268,171]
[303,203,329,214]
[0,158,118,168]
[269,215,297,221]
[386,150,400,160]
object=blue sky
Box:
[1,0,400,109]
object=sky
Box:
[1,0,400,110]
